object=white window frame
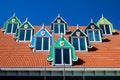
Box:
[54,48,72,66]
[87,29,102,42]
[35,37,50,52]
[99,24,112,35]
[53,23,65,34]
[18,29,32,42]
[6,23,18,34]
[71,37,88,52]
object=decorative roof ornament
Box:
[57,13,60,17]
[91,18,94,23]
[25,18,28,22]
[102,14,104,18]
[13,13,16,17]
[76,24,79,29]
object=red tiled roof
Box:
[0,26,120,68]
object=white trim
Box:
[71,37,88,52]
[99,24,112,35]
[54,48,72,66]
[35,37,50,51]
[51,15,67,24]
[70,27,87,37]
[53,23,65,34]
[1,67,120,71]
[87,29,101,42]
[5,23,18,34]
[18,29,32,42]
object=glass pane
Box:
[19,30,25,40]
[63,49,70,64]
[88,31,94,41]
[43,37,49,50]
[72,37,79,50]
[99,25,105,34]
[105,25,111,34]
[26,30,31,41]
[80,38,86,50]
[60,24,64,34]
[36,37,42,50]
[94,30,100,41]
[55,48,62,64]
[6,24,12,33]
[12,24,17,33]
[54,24,58,33]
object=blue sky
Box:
[0,0,120,29]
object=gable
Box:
[85,23,100,30]
[30,26,53,48]
[97,16,115,33]
[14,20,35,39]
[2,15,21,32]
[71,28,87,37]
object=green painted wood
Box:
[2,15,21,32]
[14,20,35,38]
[47,35,78,62]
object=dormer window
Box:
[54,48,71,65]
[2,13,21,34]
[85,19,103,42]
[97,15,115,35]
[30,25,53,52]
[19,29,32,41]
[47,34,78,66]
[53,23,65,34]
[14,19,34,42]
[69,25,92,52]
[99,24,111,35]
[50,14,69,34]
[6,23,18,34]
[87,30,101,42]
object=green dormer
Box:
[14,18,35,42]
[2,13,21,34]
[97,15,115,35]
[47,34,78,66]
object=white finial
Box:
[60,32,64,38]
[102,14,104,18]
[25,18,28,22]
[42,24,45,28]
[76,24,79,29]
[13,13,16,17]
[58,13,60,17]
[91,18,93,23]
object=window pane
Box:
[63,49,70,64]
[55,48,62,64]
[72,37,79,50]
[36,37,42,50]
[6,24,12,33]
[105,25,111,34]
[12,24,17,33]
[19,30,25,40]
[94,30,100,41]
[54,24,58,33]
[99,25,105,34]
[60,24,64,34]
[43,37,49,50]
[88,31,94,41]
[80,38,86,50]
[26,30,31,41]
